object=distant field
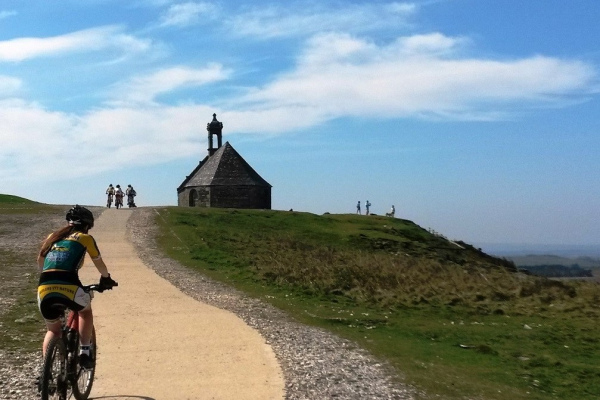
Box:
[509,254,600,268]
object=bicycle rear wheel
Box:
[71,327,96,400]
[41,336,68,400]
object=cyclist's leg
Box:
[43,319,62,357]
[71,287,93,346]
[39,296,65,356]
[78,305,94,346]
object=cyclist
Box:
[126,184,137,207]
[106,184,115,208]
[37,205,117,369]
[115,184,124,207]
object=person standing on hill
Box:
[365,200,371,215]
[386,205,395,217]
[356,201,361,214]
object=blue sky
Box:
[1,0,599,251]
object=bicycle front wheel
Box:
[41,336,68,400]
[71,327,96,400]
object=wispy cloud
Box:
[229,32,597,125]
[226,2,417,38]
[0,76,22,96]
[0,26,151,62]
[107,64,230,105]
[159,2,219,27]
[0,10,17,20]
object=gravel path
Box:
[1,207,417,400]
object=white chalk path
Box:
[79,208,284,400]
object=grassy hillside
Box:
[155,207,600,400]
[0,196,64,355]
[0,193,53,214]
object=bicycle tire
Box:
[71,327,97,400]
[41,336,68,400]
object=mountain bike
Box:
[106,194,113,208]
[127,194,137,208]
[115,195,123,209]
[40,283,116,400]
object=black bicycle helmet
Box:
[66,205,94,229]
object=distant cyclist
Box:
[37,205,117,368]
[114,185,124,208]
[126,184,137,207]
[105,184,115,208]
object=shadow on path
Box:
[90,396,156,400]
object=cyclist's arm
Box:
[37,235,51,272]
[81,234,110,278]
[92,257,110,278]
[37,254,44,272]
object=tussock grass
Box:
[255,243,583,312]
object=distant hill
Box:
[505,254,600,278]
[508,254,600,268]
[477,242,600,258]
[0,194,37,205]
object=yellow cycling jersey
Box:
[39,231,101,286]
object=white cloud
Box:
[229,32,597,124]
[159,2,219,27]
[107,64,230,105]
[0,26,151,62]
[226,2,417,39]
[0,100,212,183]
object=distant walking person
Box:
[386,205,395,217]
[365,200,371,215]
[356,201,361,215]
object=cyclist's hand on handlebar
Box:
[99,274,118,292]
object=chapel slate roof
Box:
[177,141,271,191]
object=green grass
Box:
[0,193,56,215]
[0,252,43,352]
[155,206,600,400]
[0,195,56,354]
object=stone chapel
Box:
[177,114,272,209]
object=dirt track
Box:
[79,208,284,400]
